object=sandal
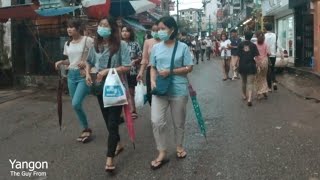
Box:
[176,150,187,159]
[76,128,92,143]
[150,159,169,170]
[131,112,138,119]
[105,164,116,173]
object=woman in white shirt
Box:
[219,33,231,80]
[55,19,94,143]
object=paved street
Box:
[0,58,320,180]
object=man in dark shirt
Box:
[237,31,259,107]
[228,29,242,80]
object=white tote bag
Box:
[103,68,128,108]
[134,81,147,108]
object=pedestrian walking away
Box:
[137,21,161,105]
[200,36,206,62]
[237,31,260,106]
[228,29,242,80]
[219,33,231,81]
[264,23,278,91]
[150,16,193,170]
[255,31,269,100]
[205,36,212,60]
[85,17,131,173]
[55,19,94,143]
[121,25,142,119]
[191,35,201,64]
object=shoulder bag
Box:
[151,41,178,96]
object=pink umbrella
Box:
[120,74,136,148]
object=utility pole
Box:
[176,0,179,27]
[162,0,170,16]
[208,15,211,36]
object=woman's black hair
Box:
[244,31,253,40]
[121,25,136,42]
[66,19,84,46]
[94,16,120,56]
[159,16,178,40]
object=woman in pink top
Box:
[137,22,161,105]
[255,31,269,99]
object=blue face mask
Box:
[97,26,111,38]
[158,30,171,41]
[151,31,159,39]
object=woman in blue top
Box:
[85,17,131,173]
[150,16,194,170]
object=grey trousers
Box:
[151,95,188,151]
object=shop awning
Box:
[123,18,146,31]
[35,6,81,17]
[0,3,39,22]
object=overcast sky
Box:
[170,0,203,14]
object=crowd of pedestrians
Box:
[55,15,279,173]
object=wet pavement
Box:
[0,58,320,180]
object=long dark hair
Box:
[121,25,136,42]
[159,16,178,40]
[94,17,120,56]
[256,31,265,45]
[66,19,84,46]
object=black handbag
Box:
[90,55,113,95]
[151,41,178,96]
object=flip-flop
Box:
[105,164,116,173]
[176,150,187,159]
[150,159,170,170]
[131,112,138,119]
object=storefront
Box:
[262,0,295,64]
[290,0,314,67]
[276,15,295,63]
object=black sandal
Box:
[150,159,169,170]
[176,150,187,159]
[76,128,92,143]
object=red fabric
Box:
[148,0,161,6]
[84,0,111,19]
[0,4,39,22]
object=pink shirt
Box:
[140,38,161,66]
[255,42,269,61]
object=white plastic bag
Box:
[103,68,128,108]
[134,81,146,108]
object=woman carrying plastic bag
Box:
[85,17,131,173]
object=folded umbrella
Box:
[57,71,63,130]
[188,83,207,142]
[120,74,136,148]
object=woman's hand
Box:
[158,69,170,78]
[151,80,156,90]
[86,74,93,86]
[78,62,86,69]
[96,69,108,83]
[55,60,63,70]
[136,72,143,81]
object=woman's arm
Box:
[150,66,157,89]
[173,66,193,75]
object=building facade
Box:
[262,0,295,64]
[179,8,202,34]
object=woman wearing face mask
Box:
[85,17,131,172]
[121,26,142,119]
[149,16,193,170]
[55,19,94,143]
[136,21,161,105]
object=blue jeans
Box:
[67,69,90,129]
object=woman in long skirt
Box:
[255,31,269,99]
